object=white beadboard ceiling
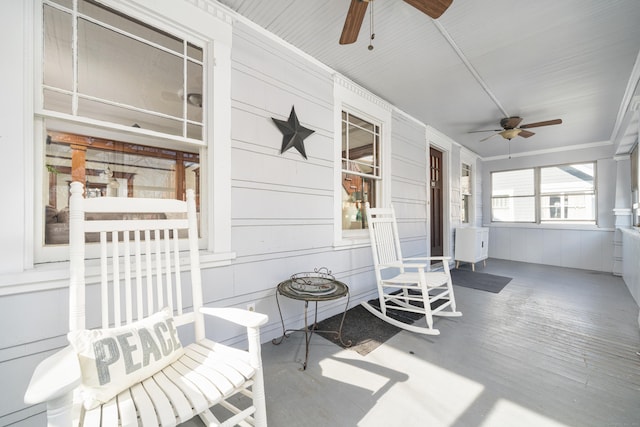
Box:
[217,0,640,159]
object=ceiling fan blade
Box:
[500,116,523,129]
[480,133,500,142]
[403,0,453,19]
[520,119,563,129]
[468,129,502,133]
[339,0,369,45]
[518,130,535,138]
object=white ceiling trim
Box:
[482,140,612,162]
[334,74,392,112]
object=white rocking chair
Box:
[25,182,268,427]
[361,203,461,335]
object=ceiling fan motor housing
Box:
[500,117,523,129]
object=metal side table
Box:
[272,269,351,370]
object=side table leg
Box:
[336,292,352,347]
[271,291,287,345]
[302,300,311,370]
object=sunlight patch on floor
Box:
[481,399,570,427]
[321,345,485,425]
[318,351,403,394]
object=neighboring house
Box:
[1,1,638,425]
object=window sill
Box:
[619,227,640,236]
[334,236,370,250]
[486,222,613,232]
[0,250,236,297]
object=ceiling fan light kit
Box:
[500,128,521,140]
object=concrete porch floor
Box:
[188,259,640,426]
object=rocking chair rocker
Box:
[361,203,461,335]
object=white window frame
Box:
[333,75,392,247]
[490,162,597,225]
[31,0,235,266]
[539,163,597,223]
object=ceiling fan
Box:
[339,0,453,45]
[470,117,563,142]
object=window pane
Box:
[43,0,204,141]
[44,5,73,91]
[540,163,595,222]
[44,130,200,245]
[341,173,375,230]
[50,0,73,7]
[348,113,375,133]
[43,89,72,114]
[540,194,596,221]
[492,169,534,196]
[78,18,184,117]
[461,195,470,223]
[461,163,471,195]
[77,97,183,136]
[341,111,381,231]
[187,42,203,61]
[79,0,183,55]
[342,113,380,178]
[461,163,471,223]
[491,196,535,222]
[187,60,203,122]
[540,163,594,193]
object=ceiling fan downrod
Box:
[368,0,375,50]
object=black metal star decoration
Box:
[272,106,315,159]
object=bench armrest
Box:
[24,345,81,405]
[200,307,268,328]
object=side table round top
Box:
[276,279,349,302]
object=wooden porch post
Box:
[70,144,87,185]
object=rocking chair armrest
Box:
[380,261,429,270]
[404,256,452,262]
[200,307,268,328]
[24,345,81,405]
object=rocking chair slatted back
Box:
[69,181,203,335]
[366,205,405,271]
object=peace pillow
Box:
[67,307,184,409]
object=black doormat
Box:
[315,294,446,356]
[450,268,512,293]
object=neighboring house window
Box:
[491,162,596,223]
[461,162,471,223]
[37,0,208,261]
[539,163,595,222]
[341,111,380,230]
